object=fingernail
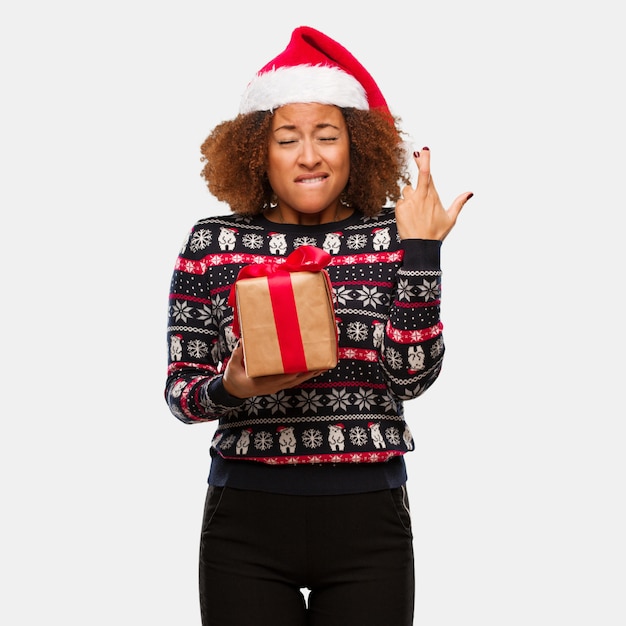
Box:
[422,146,430,151]
[413,150,420,158]
[466,193,474,201]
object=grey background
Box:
[2,1,624,624]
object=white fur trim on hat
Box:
[239,65,369,114]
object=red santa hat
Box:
[239,26,391,120]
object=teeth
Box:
[299,177,325,184]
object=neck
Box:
[269,202,350,225]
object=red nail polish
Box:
[466,193,474,200]
[413,150,420,158]
[422,146,429,151]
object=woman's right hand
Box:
[222,342,326,399]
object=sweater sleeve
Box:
[380,238,445,400]
[163,223,245,424]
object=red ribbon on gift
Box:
[228,246,333,374]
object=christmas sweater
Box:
[165,206,444,472]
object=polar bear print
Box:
[210,338,220,363]
[277,426,296,453]
[236,429,252,455]
[269,232,288,255]
[212,432,224,450]
[372,321,385,349]
[218,227,238,251]
[372,227,391,251]
[328,423,346,451]
[322,232,342,254]
[368,422,386,449]
[171,379,186,398]
[170,334,183,361]
[224,325,239,352]
[403,426,414,450]
[407,345,425,373]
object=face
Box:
[266,103,350,222]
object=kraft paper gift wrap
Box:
[228,246,338,378]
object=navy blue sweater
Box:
[165,207,444,495]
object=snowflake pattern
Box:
[220,434,236,450]
[430,337,444,358]
[254,431,273,451]
[180,231,192,254]
[333,285,352,305]
[302,429,323,448]
[211,295,229,321]
[295,389,323,413]
[418,279,440,301]
[346,321,368,342]
[171,300,193,323]
[349,426,368,446]
[379,393,397,413]
[346,233,367,249]
[385,347,403,370]
[246,396,265,416]
[294,236,318,248]
[385,427,401,445]
[189,229,212,252]
[196,304,213,326]
[265,390,289,415]
[397,278,415,302]
[242,233,263,249]
[355,286,386,308]
[328,388,351,411]
[187,339,209,359]
[354,388,376,410]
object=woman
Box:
[165,25,472,626]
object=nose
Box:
[297,138,321,168]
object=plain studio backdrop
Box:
[1,1,624,624]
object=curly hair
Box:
[200,108,411,217]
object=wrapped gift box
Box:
[230,247,338,378]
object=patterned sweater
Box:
[165,206,444,494]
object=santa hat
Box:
[239,26,391,120]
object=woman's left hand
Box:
[395,147,473,241]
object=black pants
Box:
[199,485,414,626]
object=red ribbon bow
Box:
[228,246,332,344]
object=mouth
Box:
[296,175,328,185]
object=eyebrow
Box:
[273,123,341,132]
